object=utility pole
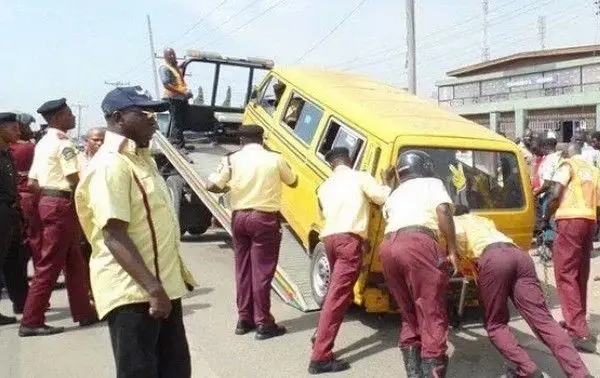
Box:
[405,0,416,95]
[147,15,161,99]
[482,0,490,61]
[538,16,547,50]
[72,103,88,141]
[104,80,131,88]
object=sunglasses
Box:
[110,108,157,121]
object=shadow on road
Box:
[182,230,230,244]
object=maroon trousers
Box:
[312,233,362,362]
[21,196,95,326]
[231,210,281,326]
[19,191,42,269]
[477,245,590,378]
[380,231,449,359]
[552,218,595,338]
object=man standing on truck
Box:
[380,150,458,378]
[20,99,98,337]
[159,47,193,150]
[205,125,297,340]
[454,205,591,378]
[76,86,196,377]
[543,141,600,354]
[308,147,393,375]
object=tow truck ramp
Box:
[153,132,320,312]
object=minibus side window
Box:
[258,76,286,115]
[281,92,323,144]
[317,120,365,168]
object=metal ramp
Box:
[153,132,319,312]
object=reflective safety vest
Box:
[555,158,599,221]
[162,64,188,98]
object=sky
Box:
[0,0,598,135]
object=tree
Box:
[193,86,204,105]
[222,86,232,107]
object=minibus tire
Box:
[166,175,187,236]
[310,242,330,307]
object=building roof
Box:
[447,44,600,78]
[272,67,509,144]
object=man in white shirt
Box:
[308,147,392,375]
[574,130,600,167]
[380,150,458,378]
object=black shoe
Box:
[79,316,100,327]
[0,313,17,326]
[308,359,350,375]
[19,324,64,337]
[12,304,24,315]
[255,323,286,340]
[401,346,422,378]
[573,336,597,354]
[234,320,256,335]
[421,355,448,378]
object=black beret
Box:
[325,147,350,163]
[0,112,17,125]
[37,98,67,116]
[238,125,264,138]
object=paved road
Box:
[2,230,600,377]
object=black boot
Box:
[421,355,448,378]
[401,346,422,378]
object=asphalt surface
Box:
[2,230,600,377]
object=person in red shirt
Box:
[9,114,42,273]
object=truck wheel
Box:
[166,175,187,236]
[310,242,330,307]
[185,193,212,236]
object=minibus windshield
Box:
[398,147,525,210]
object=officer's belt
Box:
[385,225,437,241]
[40,188,71,199]
[481,242,517,257]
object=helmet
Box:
[396,150,436,182]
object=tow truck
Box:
[153,50,320,311]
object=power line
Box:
[168,0,229,45]
[186,0,264,48]
[203,0,291,49]
[294,0,368,64]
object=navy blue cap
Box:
[0,112,17,125]
[101,86,169,115]
[37,98,67,116]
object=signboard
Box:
[506,76,554,88]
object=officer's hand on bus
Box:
[149,286,172,319]
[447,250,459,276]
[382,167,397,188]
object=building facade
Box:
[435,45,600,142]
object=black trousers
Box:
[0,204,29,311]
[166,98,189,148]
[107,299,191,378]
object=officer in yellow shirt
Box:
[75,86,196,378]
[159,47,193,150]
[380,150,458,378]
[308,147,392,375]
[206,125,297,340]
[20,98,97,337]
[544,141,600,354]
[454,205,590,378]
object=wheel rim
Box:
[312,253,330,299]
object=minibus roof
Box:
[273,67,512,145]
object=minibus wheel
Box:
[310,242,330,307]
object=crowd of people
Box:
[2,82,600,378]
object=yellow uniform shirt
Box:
[207,143,297,212]
[383,177,453,234]
[75,131,195,319]
[318,165,390,239]
[453,213,513,259]
[29,128,79,191]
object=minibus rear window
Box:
[398,147,525,210]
